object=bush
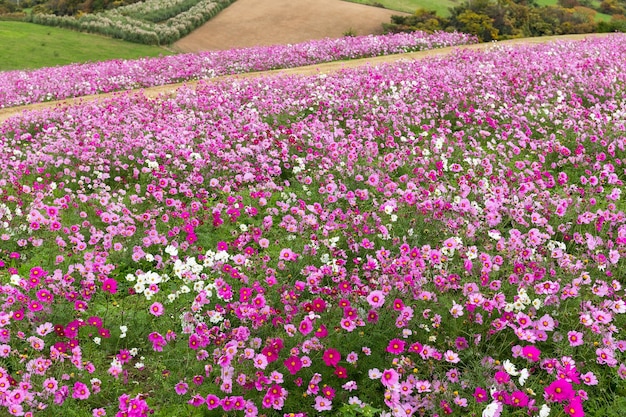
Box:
[29,0,235,45]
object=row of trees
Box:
[384,0,626,41]
[34,0,140,16]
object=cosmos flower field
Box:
[0,31,475,108]
[1,33,626,417]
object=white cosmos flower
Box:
[519,368,529,386]
[482,401,502,417]
[502,360,519,376]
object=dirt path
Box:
[0,33,611,124]
[173,0,407,53]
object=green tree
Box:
[454,9,499,41]
[600,0,626,14]
[383,8,449,33]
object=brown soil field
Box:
[0,33,611,124]
[173,0,407,53]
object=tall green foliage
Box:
[384,0,600,41]
[28,0,234,45]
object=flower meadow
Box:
[0,31,476,109]
[2,33,626,417]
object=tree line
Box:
[383,0,626,41]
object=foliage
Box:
[27,0,234,45]
[597,13,626,30]
[343,0,458,17]
[383,8,449,33]
[384,0,602,41]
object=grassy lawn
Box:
[342,0,461,17]
[0,21,173,71]
[595,11,612,21]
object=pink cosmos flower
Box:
[313,395,332,411]
[510,391,529,407]
[444,350,460,363]
[206,394,220,409]
[346,351,358,364]
[36,289,54,303]
[536,314,555,331]
[392,298,405,311]
[102,278,118,294]
[366,290,385,308]
[315,324,328,338]
[544,379,575,403]
[494,371,510,384]
[148,332,167,352]
[117,349,131,365]
[386,339,406,354]
[28,300,44,312]
[87,316,103,328]
[298,318,313,335]
[221,396,235,411]
[174,381,188,395]
[415,379,431,393]
[188,395,205,407]
[322,348,341,367]
[321,385,336,400]
[279,248,298,261]
[284,355,302,375]
[446,368,460,383]
[72,381,90,400]
[596,347,617,366]
[563,396,584,417]
[521,345,541,362]
[366,310,379,323]
[340,318,356,332]
[253,354,268,370]
[149,302,164,317]
[43,377,58,393]
[92,407,106,416]
[580,371,598,386]
[334,366,348,379]
[474,387,488,403]
[380,369,399,388]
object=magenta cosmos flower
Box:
[322,348,341,367]
[563,396,584,417]
[386,339,406,354]
[544,379,575,403]
[521,345,541,362]
[284,355,302,375]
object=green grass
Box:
[594,11,612,22]
[0,21,173,71]
[343,0,461,17]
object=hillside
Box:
[172,0,408,52]
[1,32,626,417]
